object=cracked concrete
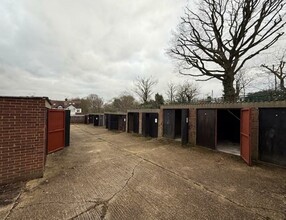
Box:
[70,160,143,220]
[0,124,285,219]
[2,187,23,220]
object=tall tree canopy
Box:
[169,0,285,101]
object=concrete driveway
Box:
[1,124,286,219]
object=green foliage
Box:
[246,89,286,102]
[140,93,164,109]
[104,95,139,112]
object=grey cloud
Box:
[0,0,282,101]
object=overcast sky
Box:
[0,0,284,102]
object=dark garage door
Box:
[105,114,108,128]
[99,115,104,126]
[163,110,175,138]
[142,113,158,138]
[128,113,139,133]
[181,109,189,145]
[65,110,70,147]
[89,114,94,124]
[108,114,118,130]
[118,115,126,132]
[94,115,99,126]
[259,108,286,166]
[197,109,216,149]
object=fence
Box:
[70,115,85,123]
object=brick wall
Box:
[0,98,47,185]
[251,108,259,160]
[158,108,163,138]
[189,108,196,146]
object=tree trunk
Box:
[280,78,286,91]
[222,74,237,102]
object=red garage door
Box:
[48,109,65,153]
[240,108,251,165]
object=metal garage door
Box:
[259,108,286,166]
[128,113,134,133]
[142,113,158,138]
[65,110,70,147]
[163,110,175,138]
[94,115,99,126]
[181,109,189,145]
[240,108,251,165]
[48,109,65,153]
[197,109,216,149]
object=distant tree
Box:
[246,89,286,101]
[155,93,164,106]
[175,81,199,103]
[169,0,285,101]
[86,94,104,113]
[79,98,90,114]
[104,94,139,112]
[103,101,114,112]
[148,93,165,108]
[261,50,286,92]
[166,82,177,103]
[112,94,139,112]
[133,76,158,104]
[235,69,254,97]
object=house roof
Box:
[51,100,81,109]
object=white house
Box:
[51,100,82,116]
[66,103,82,116]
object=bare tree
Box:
[86,94,104,113]
[169,0,285,101]
[175,81,199,103]
[166,82,177,103]
[235,69,254,97]
[261,50,286,91]
[133,76,158,104]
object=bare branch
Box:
[261,50,286,91]
[168,0,286,101]
[133,76,158,104]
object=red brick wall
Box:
[0,98,47,185]
[251,108,259,160]
[189,108,196,146]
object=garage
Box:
[196,108,251,165]
[163,108,189,144]
[93,114,104,126]
[217,109,241,155]
[142,112,159,138]
[127,112,139,133]
[84,115,89,124]
[105,112,126,132]
[196,109,216,149]
[88,114,94,124]
[105,114,108,128]
[259,108,286,166]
